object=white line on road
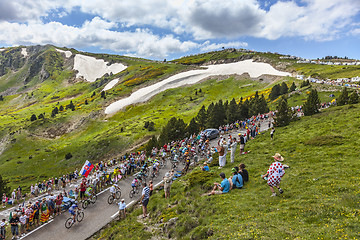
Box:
[20,219,54,240]
[154,180,164,188]
[96,187,110,196]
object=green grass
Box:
[97,104,360,239]
[289,63,360,80]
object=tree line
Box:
[146,91,270,152]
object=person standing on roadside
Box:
[9,213,19,239]
[230,138,237,163]
[118,199,126,219]
[239,134,245,155]
[140,183,150,218]
[216,141,226,169]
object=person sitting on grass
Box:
[239,163,249,183]
[229,167,243,189]
[208,172,230,195]
[200,162,209,171]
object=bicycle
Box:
[129,185,140,198]
[65,210,84,229]
[150,168,159,180]
[107,190,122,204]
[82,194,97,209]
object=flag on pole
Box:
[80,160,94,177]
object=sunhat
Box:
[272,153,284,161]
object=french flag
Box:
[80,160,94,177]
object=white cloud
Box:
[200,41,248,52]
[0,18,200,59]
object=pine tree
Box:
[101,91,106,99]
[0,95,3,101]
[303,89,321,116]
[349,91,359,104]
[85,99,88,105]
[289,82,296,92]
[38,113,44,119]
[269,84,281,100]
[146,136,158,153]
[147,121,155,131]
[158,117,187,145]
[226,98,239,123]
[337,87,349,106]
[258,94,269,114]
[59,105,64,111]
[239,99,250,120]
[30,114,37,121]
[280,82,288,95]
[0,174,10,197]
[274,97,292,127]
[196,105,207,130]
[186,118,199,136]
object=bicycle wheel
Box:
[82,200,89,209]
[135,187,140,194]
[107,195,114,204]
[91,194,97,204]
[65,218,74,229]
[129,190,134,198]
[77,211,84,222]
[115,191,121,200]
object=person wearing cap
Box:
[9,213,19,239]
[201,162,209,171]
[118,199,126,219]
[163,172,172,199]
[262,153,285,197]
[209,172,230,195]
[229,167,243,189]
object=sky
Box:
[0,0,359,60]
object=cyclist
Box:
[131,178,139,192]
[69,201,80,222]
[84,186,93,200]
[109,184,120,199]
[152,160,159,176]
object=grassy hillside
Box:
[97,104,360,240]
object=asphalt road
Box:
[11,118,272,240]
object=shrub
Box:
[65,153,73,160]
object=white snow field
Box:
[103,79,120,91]
[21,48,28,57]
[56,48,72,58]
[105,59,290,114]
[74,54,127,82]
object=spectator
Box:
[118,199,126,219]
[149,181,153,196]
[163,172,172,199]
[216,141,226,169]
[0,219,6,240]
[1,194,6,208]
[33,201,40,227]
[239,163,249,183]
[239,134,245,155]
[24,204,33,232]
[140,182,150,218]
[262,153,285,197]
[229,167,243,189]
[11,190,16,205]
[208,172,230,195]
[55,193,63,216]
[201,162,209,171]
[19,212,27,236]
[230,138,237,163]
[9,213,19,239]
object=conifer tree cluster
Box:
[274,96,295,127]
[147,92,270,150]
[269,82,292,100]
[303,89,321,116]
[337,87,359,105]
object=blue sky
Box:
[0,0,359,60]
